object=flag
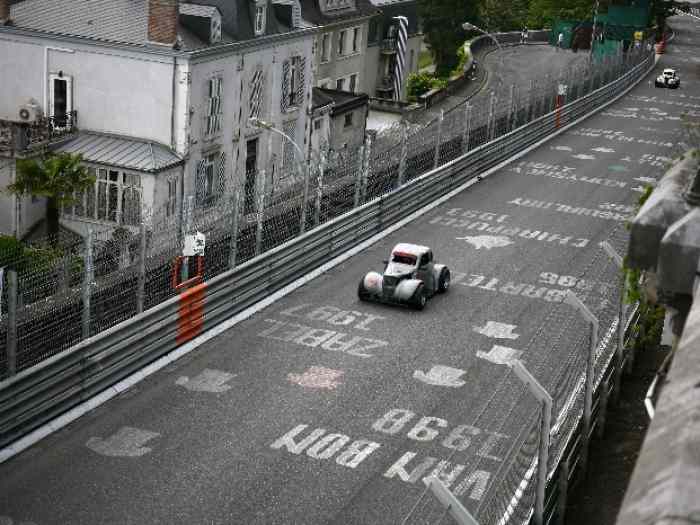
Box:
[392,16,408,101]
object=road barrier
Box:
[1,45,655,524]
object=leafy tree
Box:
[480,0,531,32]
[419,0,480,77]
[650,0,678,39]
[527,0,608,27]
[6,152,95,245]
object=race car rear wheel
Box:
[410,284,427,310]
[437,268,451,293]
[358,279,370,301]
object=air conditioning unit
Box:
[18,100,43,122]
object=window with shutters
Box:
[166,178,178,217]
[336,77,345,91]
[196,152,226,206]
[352,27,361,53]
[338,30,346,56]
[249,69,264,119]
[344,112,353,128]
[205,76,223,136]
[321,33,332,63]
[281,56,305,112]
[349,73,358,93]
[281,120,297,178]
[254,4,266,35]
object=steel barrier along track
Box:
[0,52,654,480]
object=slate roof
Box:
[56,132,184,173]
[298,0,379,25]
[6,0,298,48]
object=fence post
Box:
[507,84,515,131]
[597,379,610,438]
[425,477,480,525]
[228,188,241,269]
[462,103,472,154]
[136,222,147,314]
[82,228,94,340]
[315,148,327,226]
[564,290,599,475]
[181,196,194,282]
[6,269,17,376]
[556,459,570,525]
[362,135,372,202]
[397,121,409,185]
[300,161,310,234]
[433,109,444,169]
[255,170,266,256]
[354,144,365,208]
[487,91,496,141]
[528,79,535,121]
[600,240,626,404]
[507,359,552,525]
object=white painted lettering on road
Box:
[279,304,385,331]
[508,197,630,222]
[634,176,657,185]
[413,366,466,388]
[176,369,236,393]
[288,366,344,390]
[86,427,159,457]
[570,127,675,148]
[259,319,388,358]
[509,161,627,188]
[456,235,513,250]
[474,322,520,340]
[270,424,381,468]
[550,145,573,151]
[572,153,596,160]
[476,345,523,365]
[0,518,37,525]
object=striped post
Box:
[392,16,408,101]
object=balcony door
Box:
[49,73,73,128]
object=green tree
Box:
[480,0,531,32]
[650,0,677,39]
[419,0,480,77]
[6,152,95,245]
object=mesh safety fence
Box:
[0,46,651,383]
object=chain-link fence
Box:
[398,222,634,524]
[0,44,652,381]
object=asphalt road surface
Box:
[1,15,698,525]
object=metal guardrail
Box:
[0,52,654,490]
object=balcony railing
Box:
[380,38,397,53]
[0,111,78,157]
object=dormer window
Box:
[255,3,266,35]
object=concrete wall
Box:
[0,158,45,238]
[0,31,175,146]
[328,103,367,153]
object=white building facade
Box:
[0,0,316,237]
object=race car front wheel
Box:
[438,268,451,293]
[410,284,427,311]
[358,280,370,301]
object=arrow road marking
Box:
[413,365,466,388]
[86,427,159,457]
[176,369,236,392]
[551,145,573,151]
[633,176,657,185]
[474,321,520,340]
[572,154,596,160]
[591,147,615,153]
[288,366,344,390]
[476,345,523,366]
[456,235,513,250]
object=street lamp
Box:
[248,117,311,232]
[461,21,504,53]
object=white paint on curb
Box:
[0,57,658,465]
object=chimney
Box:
[0,0,10,25]
[148,0,179,46]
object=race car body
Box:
[357,243,450,310]
[655,68,680,88]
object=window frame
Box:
[343,112,353,128]
[254,4,266,35]
[48,73,73,126]
[337,30,346,56]
[351,26,361,53]
[321,32,332,63]
[205,75,223,137]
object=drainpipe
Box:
[171,55,177,149]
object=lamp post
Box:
[461,21,504,54]
[248,117,311,233]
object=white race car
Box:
[358,243,450,310]
[655,68,680,89]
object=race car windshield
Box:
[392,253,417,265]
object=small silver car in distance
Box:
[358,243,451,310]
[655,68,680,88]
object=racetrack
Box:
[0,15,697,525]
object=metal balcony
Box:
[0,111,78,158]
[380,38,397,54]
